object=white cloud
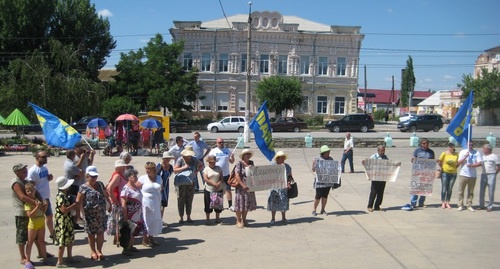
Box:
[423,78,433,83]
[98,9,113,17]
[139,39,149,43]
[454,32,466,38]
[443,75,454,81]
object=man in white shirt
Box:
[27,151,55,241]
[209,138,235,211]
[479,144,500,212]
[341,132,354,173]
[457,141,482,212]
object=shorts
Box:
[15,216,28,244]
[315,187,331,199]
[28,217,45,230]
[44,200,53,216]
[222,175,230,191]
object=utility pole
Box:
[244,2,252,143]
[364,65,367,113]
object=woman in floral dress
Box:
[121,169,147,255]
[54,177,79,267]
[267,151,292,225]
[234,149,257,228]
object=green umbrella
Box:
[0,114,5,124]
[3,109,31,136]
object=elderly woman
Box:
[234,149,257,228]
[120,169,147,255]
[268,151,292,224]
[75,166,111,261]
[106,159,129,244]
[202,155,224,224]
[173,145,203,224]
[312,145,333,216]
[157,152,175,226]
[438,143,459,209]
[138,162,163,246]
[120,152,133,169]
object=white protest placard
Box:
[245,165,286,192]
[409,158,437,196]
[314,159,341,188]
[362,159,401,182]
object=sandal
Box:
[90,254,98,261]
[24,262,35,269]
[97,254,105,260]
[142,242,154,247]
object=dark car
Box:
[169,119,188,133]
[397,114,444,132]
[21,123,42,134]
[271,117,307,132]
[325,113,374,133]
[71,116,97,133]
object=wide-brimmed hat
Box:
[56,176,74,190]
[162,151,175,159]
[12,163,27,172]
[86,166,99,176]
[273,151,287,161]
[115,159,128,168]
[320,145,331,154]
[181,145,196,157]
[239,149,254,159]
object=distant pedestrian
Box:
[479,144,499,212]
[341,132,354,173]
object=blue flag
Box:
[29,103,82,149]
[249,101,275,161]
[446,91,474,149]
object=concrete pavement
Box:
[1,143,499,268]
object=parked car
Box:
[271,117,307,132]
[207,116,246,133]
[325,113,374,133]
[71,116,97,133]
[397,114,444,132]
[398,113,416,122]
[169,119,188,133]
[21,123,42,134]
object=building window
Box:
[241,54,247,73]
[317,96,327,114]
[318,57,328,75]
[337,57,346,76]
[219,53,228,72]
[334,97,345,114]
[183,53,193,71]
[201,53,211,72]
[260,54,269,74]
[297,96,308,113]
[217,93,228,111]
[238,93,246,111]
[198,95,212,111]
[300,56,309,75]
[278,55,287,74]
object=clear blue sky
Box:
[91,0,499,91]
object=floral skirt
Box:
[267,188,289,212]
[234,188,257,212]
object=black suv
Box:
[325,113,375,133]
[397,114,444,132]
[71,116,97,133]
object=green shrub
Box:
[304,115,324,126]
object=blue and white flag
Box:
[29,102,82,149]
[249,101,275,161]
[446,91,474,149]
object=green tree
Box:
[101,96,140,120]
[400,56,415,108]
[255,76,303,117]
[458,68,500,124]
[112,34,200,118]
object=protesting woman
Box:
[121,169,147,254]
[267,151,291,225]
[138,162,163,246]
[438,143,459,209]
[202,155,224,224]
[174,146,203,224]
[312,146,333,216]
[234,149,257,228]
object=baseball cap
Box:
[86,166,99,176]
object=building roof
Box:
[98,69,119,82]
[358,89,433,104]
[417,91,441,106]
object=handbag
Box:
[174,169,193,186]
[333,177,341,189]
[209,192,224,210]
[227,162,243,188]
[287,175,298,199]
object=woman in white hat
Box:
[234,149,257,228]
[157,152,175,225]
[173,145,203,224]
[267,151,292,224]
[54,177,78,267]
[311,145,334,216]
[106,159,129,243]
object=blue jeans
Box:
[441,172,457,202]
[479,173,497,209]
[341,150,354,173]
[410,195,426,207]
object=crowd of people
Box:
[9,131,500,268]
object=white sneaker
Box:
[457,206,464,211]
[467,207,475,212]
[229,206,235,212]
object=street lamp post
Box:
[244,2,252,143]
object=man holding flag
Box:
[446,91,474,149]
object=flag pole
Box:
[81,138,94,151]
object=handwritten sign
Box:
[362,159,401,182]
[246,165,286,192]
[314,159,341,188]
[409,158,437,196]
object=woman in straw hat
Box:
[267,151,292,225]
[54,176,78,267]
[312,145,334,216]
[234,149,257,228]
[173,145,203,224]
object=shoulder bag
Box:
[174,169,193,186]
[227,161,243,188]
[287,174,298,199]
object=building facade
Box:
[169,11,364,120]
[474,46,500,125]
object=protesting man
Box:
[409,138,435,209]
[187,132,211,191]
[457,141,482,212]
[341,132,354,173]
[27,151,55,242]
[209,137,235,211]
[479,144,499,212]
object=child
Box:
[24,183,49,268]
[54,177,79,267]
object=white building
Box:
[474,46,500,125]
[169,11,364,119]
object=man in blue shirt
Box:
[187,132,211,191]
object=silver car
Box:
[207,116,246,133]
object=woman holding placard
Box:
[267,151,292,224]
[312,145,334,216]
[234,149,256,228]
